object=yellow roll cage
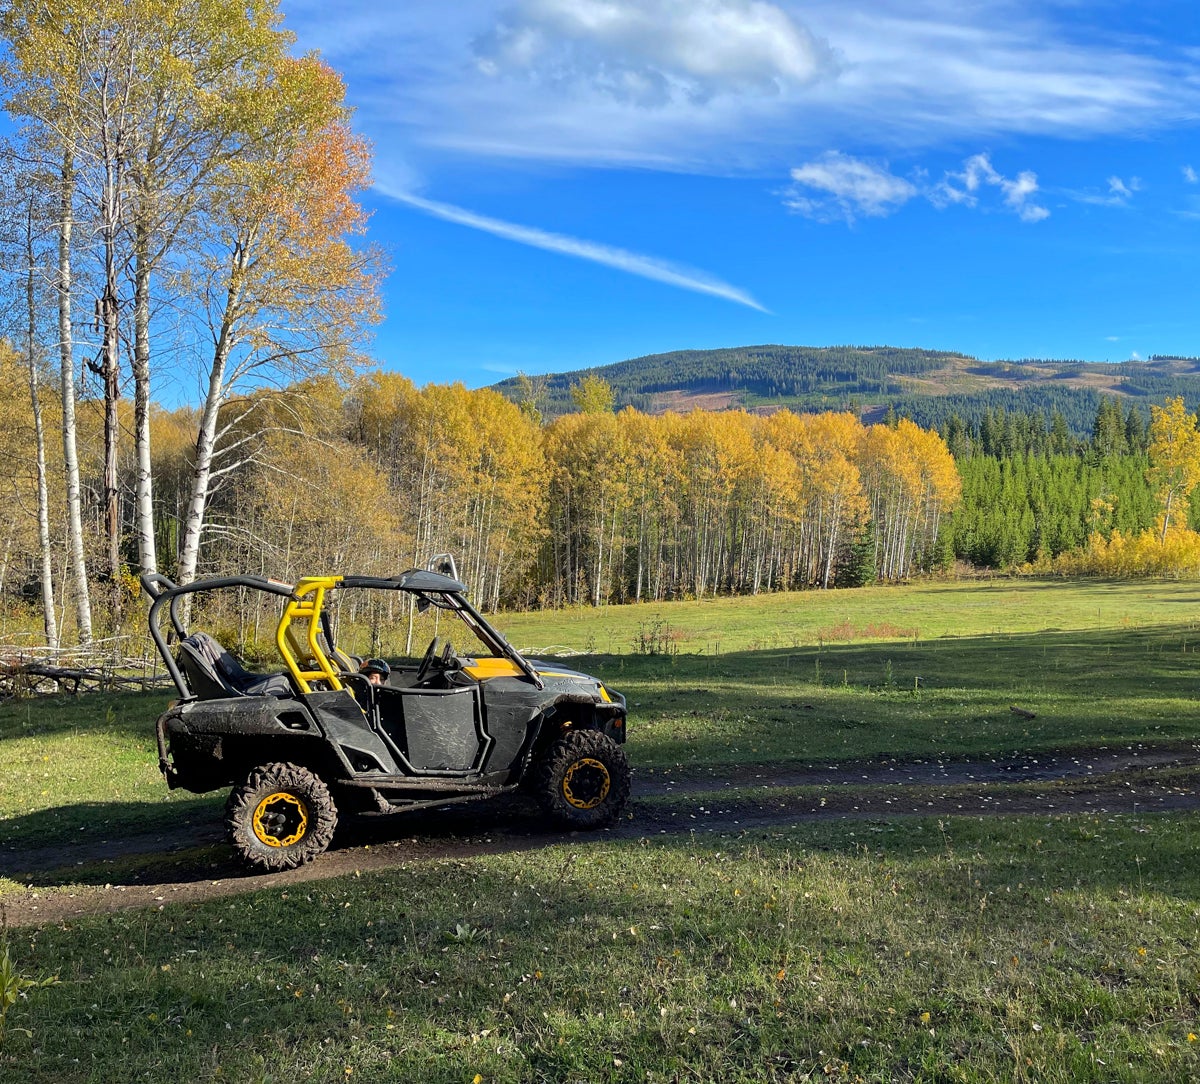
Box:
[275,576,351,694]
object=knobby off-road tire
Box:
[535,729,631,829]
[226,762,338,873]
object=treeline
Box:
[7,351,1200,646]
[195,377,962,608]
[891,389,1155,448]
[496,345,968,415]
[0,367,963,629]
[942,398,1199,569]
[950,454,1158,567]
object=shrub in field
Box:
[1041,525,1200,577]
[633,616,680,655]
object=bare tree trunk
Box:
[177,360,223,589]
[58,154,93,643]
[132,224,156,575]
[25,195,59,649]
[176,246,246,593]
[95,118,124,621]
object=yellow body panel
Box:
[462,658,524,680]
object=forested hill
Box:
[492,345,1200,436]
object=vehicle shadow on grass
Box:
[0,794,226,872]
[0,793,573,891]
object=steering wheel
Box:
[416,636,441,683]
[440,641,457,668]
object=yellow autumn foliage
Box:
[1043,525,1200,578]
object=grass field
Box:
[3,577,1200,1081]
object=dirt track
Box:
[3,742,1199,928]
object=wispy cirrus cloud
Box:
[1185,165,1199,184]
[378,187,768,312]
[784,151,1048,224]
[1071,174,1142,207]
[284,0,1200,174]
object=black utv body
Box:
[142,568,629,872]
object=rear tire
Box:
[535,730,630,829]
[226,762,337,872]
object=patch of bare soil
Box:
[3,743,1198,927]
[647,390,742,413]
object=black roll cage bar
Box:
[141,571,544,701]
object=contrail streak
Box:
[379,187,768,313]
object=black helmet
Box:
[361,658,390,678]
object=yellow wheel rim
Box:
[562,757,611,810]
[252,791,309,847]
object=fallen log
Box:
[0,659,171,699]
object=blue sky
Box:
[284,0,1200,388]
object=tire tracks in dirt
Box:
[3,743,1199,927]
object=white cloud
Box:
[282,1,1200,174]
[782,152,917,222]
[786,151,1048,224]
[1185,165,1199,183]
[934,154,1049,222]
[1070,173,1142,207]
[474,0,837,106]
[377,186,768,311]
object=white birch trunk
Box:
[57,155,92,643]
[25,198,59,649]
[176,246,246,593]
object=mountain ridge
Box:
[490,344,1200,437]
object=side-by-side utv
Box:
[142,567,630,872]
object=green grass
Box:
[0,689,217,856]
[4,577,1200,855]
[4,578,1200,1080]
[493,578,1198,656]
[3,815,1199,1082]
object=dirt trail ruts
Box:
[3,743,1199,927]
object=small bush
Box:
[1035,525,1200,578]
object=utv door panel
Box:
[480,679,545,770]
[304,689,401,775]
[378,686,489,773]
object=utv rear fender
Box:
[157,696,357,793]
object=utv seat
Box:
[177,632,293,700]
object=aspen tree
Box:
[1147,396,1200,543]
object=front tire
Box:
[535,730,630,829]
[226,762,337,872]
